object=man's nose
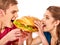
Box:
[15,14,18,18]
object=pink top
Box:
[0,25,17,45]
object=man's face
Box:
[3,4,18,27]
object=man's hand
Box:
[5,28,22,41]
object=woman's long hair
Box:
[47,6,60,45]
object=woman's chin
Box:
[43,27,48,32]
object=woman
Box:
[34,6,60,45]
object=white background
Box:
[17,0,60,19]
[17,0,60,45]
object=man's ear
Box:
[0,9,5,17]
[55,20,60,26]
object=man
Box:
[0,0,28,45]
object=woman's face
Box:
[42,10,56,32]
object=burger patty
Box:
[14,20,38,30]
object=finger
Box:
[34,20,41,26]
[23,32,27,35]
[34,21,41,28]
[13,29,20,32]
[15,32,23,37]
[15,33,22,37]
[34,24,39,28]
[35,20,43,28]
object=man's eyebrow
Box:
[14,9,19,11]
[12,10,18,13]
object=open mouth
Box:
[11,20,14,22]
[43,24,46,28]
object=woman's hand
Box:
[34,20,44,33]
[34,20,49,45]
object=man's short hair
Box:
[0,0,18,11]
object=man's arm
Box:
[0,35,9,45]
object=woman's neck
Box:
[49,28,58,45]
[50,27,57,38]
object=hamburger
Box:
[13,16,40,32]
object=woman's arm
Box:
[38,32,49,45]
[31,36,42,45]
[26,32,42,45]
[34,20,49,45]
[26,33,49,45]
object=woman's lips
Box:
[43,24,46,29]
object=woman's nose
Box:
[41,19,45,24]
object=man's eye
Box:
[12,11,16,14]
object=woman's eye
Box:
[46,17,49,19]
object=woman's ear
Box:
[55,20,60,26]
[0,9,5,17]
